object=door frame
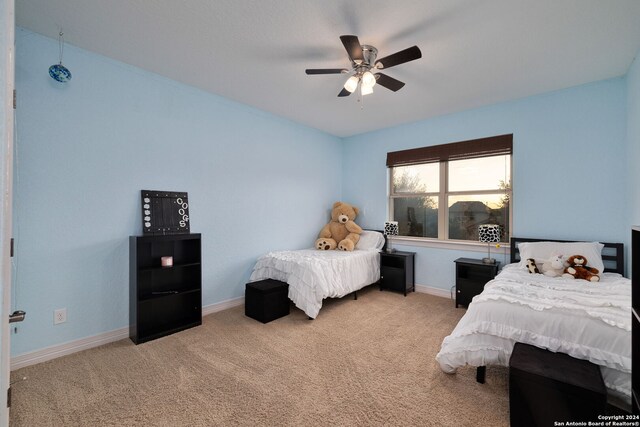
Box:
[0,0,15,424]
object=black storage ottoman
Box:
[509,342,606,427]
[245,279,290,323]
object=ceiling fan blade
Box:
[375,46,422,69]
[375,73,406,92]
[340,35,364,64]
[338,88,352,97]
[305,68,348,75]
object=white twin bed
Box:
[436,237,631,405]
[249,230,386,319]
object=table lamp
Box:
[478,224,501,264]
[384,221,399,253]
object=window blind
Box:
[386,134,513,167]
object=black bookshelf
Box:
[129,233,202,344]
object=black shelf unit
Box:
[130,233,202,344]
[633,226,639,414]
[379,251,415,296]
[454,258,500,308]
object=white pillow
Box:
[356,230,385,251]
[518,241,605,273]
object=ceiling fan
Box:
[306,35,422,97]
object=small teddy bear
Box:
[562,255,600,282]
[541,253,568,277]
[525,258,540,274]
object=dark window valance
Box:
[386,134,513,167]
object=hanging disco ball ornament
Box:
[49,31,72,82]
[49,63,71,82]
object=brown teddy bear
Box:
[315,201,362,251]
[562,255,600,282]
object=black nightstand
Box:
[454,258,500,308]
[380,251,415,296]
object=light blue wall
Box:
[343,78,628,290]
[12,29,342,356]
[628,52,640,227]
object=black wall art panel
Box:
[141,190,190,235]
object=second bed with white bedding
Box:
[436,263,631,401]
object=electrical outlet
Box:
[54,308,67,325]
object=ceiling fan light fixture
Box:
[344,75,359,93]
[361,71,376,88]
[309,35,420,99]
[361,84,373,96]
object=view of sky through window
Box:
[391,155,511,241]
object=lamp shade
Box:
[478,224,501,243]
[344,76,359,93]
[384,221,399,236]
[361,71,376,88]
[361,84,373,96]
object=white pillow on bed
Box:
[518,241,605,273]
[356,230,385,251]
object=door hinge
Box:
[12,89,16,110]
[7,386,10,408]
[10,238,14,257]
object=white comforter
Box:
[436,264,631,401]
[249,249,380,319]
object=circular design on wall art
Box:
[144,198,150,203]
[144,210,150,215]
[144,216,150,221]
[145,222,151,228]
[176,198,183,205]
[182,203,188,209]
[143,204,149,209]
[178,209,185,215]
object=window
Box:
[388,135,512,243]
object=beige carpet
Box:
[10,287,509,426]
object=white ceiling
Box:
[15,0,640,137]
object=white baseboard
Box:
[415,283,453,300]
[10,327,129,371]
[10,296,246,371]
[202,296,244,317]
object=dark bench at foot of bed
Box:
[509,342,606,426]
